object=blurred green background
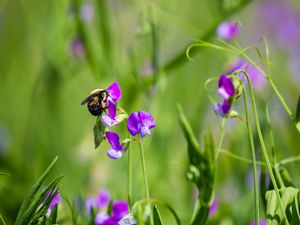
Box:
[0,0,300,224]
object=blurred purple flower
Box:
[218,75,235,99]
[226,59,267,90]
[107,82,122,103]
[213,100,231,117]
[106,131,125,159]
[86,189,111,214]
[46,193,61,217]
[250,219,267,225]
[101,101,119,127]
[71,37,85,59]
[111,200,129,221]
[217,21,240,41]
[95,212,111,225]
[118,214,137,225]
[94,200,129,225]
[80,3,94,23]
[127,111,156,138]
[214,75,234,117]
[209,199,218,217]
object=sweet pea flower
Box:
[79,3,94,23]
[86,189,111,215]
[106,131,125,159]
[213,75,235,117]
[250,219,267,225]
[94,200,129,225]
[127,111,156,138]
[46,193,61,217]
[71,37,85,59]
[101,101,119,127]
[217,21,240,41]
[209,199,218,217]
[106,82,122,103]
[118,214,137,225]
[226,59,267,90]
[218,75,235,100]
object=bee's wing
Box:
[81,95,92,105]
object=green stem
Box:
[243,89,260,225]
[278,155,300,166]
[215,119,227,159]
[244,72,289,225]
[219,149,266,166]
[128,135,133,209]
[138,139,150,199]
[0,214,6,225]
[242,54,295,123]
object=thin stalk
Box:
[138,139,150,199]
[244,72,289,225]
[138,139,153,225]
[215,119,227,159]
[128,135,133,209]
[243,89,260,225]
[242,54,294,123]
[0,214,6,225]
[219,149,266,166]
[278,155,300,166]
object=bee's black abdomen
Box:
[87,103,103,116]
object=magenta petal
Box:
[111,200,129,221]
[221,100,231,114]
[213,102,225,117]
[250,220,267,225]
[127,112,139,136]
[138,110,156,129]
[217,22,240,41]
[107,149,123,159]
[140,126,151,138]
[107,82,122,102]
[96,189,110,208]
[218,75,235,99]
[95,212,110,225]
[101,114,117,127]
[106,132,123,150]
[108,101,116,119]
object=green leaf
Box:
[20,175,63,225]
[266,187,300,225]
[153,205,163,225]
[132,198,181,225]
[177,103,215,225]
[290,194,300,225]
[176,103,202,165]
[15,157,58,225]
[46,204,58,225]
[93,122,105,149]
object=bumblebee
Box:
[81,89,109,116]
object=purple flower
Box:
[46,193,61,217]
[106,131,125,159]
[213,100,231,117]
[218,75,235,100]
[217,21,240,41]
[101,101,119,127]
[106,82,122,103]
[226,59,267,90]
[86,189,111,214]
[95,212,111,225]
[209,199,218,217]
[118,214,137,225]
[94,200,129,225]
[250,219,267,225]
[111,200,129,221]
[127,111,156,138]
[79,3,94,23]
[71,37,85,59]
